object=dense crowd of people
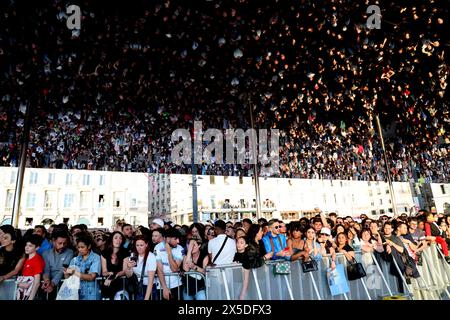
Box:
[1,209,449,300]
[0,0,448,182]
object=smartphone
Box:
[130,253,137,262]
[62,263,69,269]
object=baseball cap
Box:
[320,227,331,236]
[151,218,164,228]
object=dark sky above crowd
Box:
[0,0,448,181]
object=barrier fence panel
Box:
[1,246,449,300]
[0,279,16,300]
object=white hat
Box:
[320,227,331,236]
[151,218,164,228]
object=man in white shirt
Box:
[208,220,236,265]
[155,228,184,300]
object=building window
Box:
[210,176,215,185]
[380,199,383,205]
[224,176,229,185]
[48,173,55,185]
[29,172,38,185]
[65,174,73,185]
[239,176,243,184]
[98,217,104,226]
[99,175,105,186]
[25,218,33,227]
[131,198,138,208]
[6,190,14,208]
[380,209,385,214]
[98,194,105,208]
[26,193,36,208]
[10,171,17,184]
[441,185,446,194]
[64,194,75,208]
[371,210,377,216]
[82,174,90,186]
[44,191,55,209]
[80,192,90,208]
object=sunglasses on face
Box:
[272,226,280,229]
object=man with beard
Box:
[41,231,74,300]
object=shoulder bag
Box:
[269,236,291,275]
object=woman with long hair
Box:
[182,236,209,300]
[305,227,324,261]
[122,235,156,300]
[287,222,308,261]
[101,231,129,299]
[0,225,25,284]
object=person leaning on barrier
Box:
[64,232,102,300]
[335,232,355,261]
[360,228,384,266]
[287,222,308,262]
[317,227,336,269]
[424,212,450,263]
[304,227,324,261]
[155,228,185,300]
[41,230,74,299]
[16,234,45,300]
[0,225,25,284]
[182,235,208,300]
[208,220,236,265]
[437,218,450,248]
[246,224,273,265]
[407,217,426,244]
[101,231,129,300]
[123,235,156,300]
[262,219,291,261]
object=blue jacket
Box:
[262,233,288,260]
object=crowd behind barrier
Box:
[0,1,448,182]
[1,209,450,300]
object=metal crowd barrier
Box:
[2,245,449,300]
[205,246,450,300]
[0,271,207,300]
[0,278,17,300]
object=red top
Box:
[21,254,45,277]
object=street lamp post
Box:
[11,104,32,228]
[375,115,399,216]
[248,96,262,220]
[191,139,199,223]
